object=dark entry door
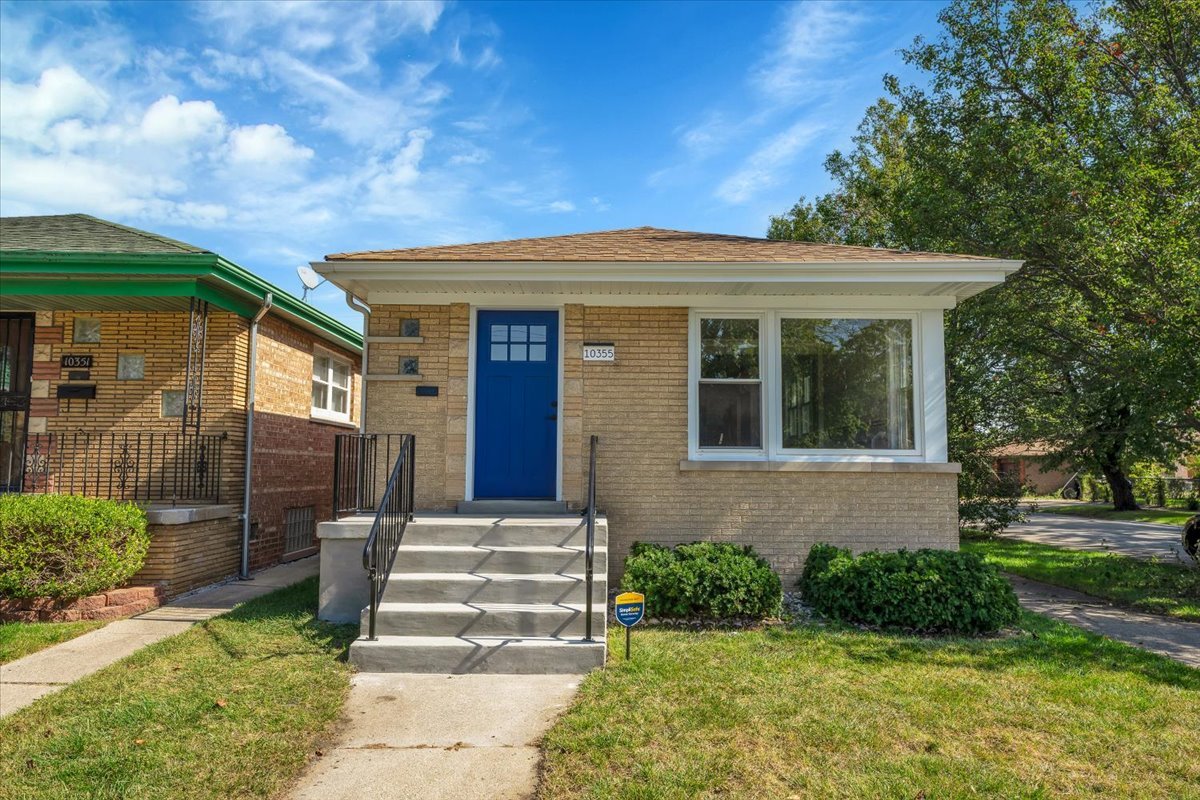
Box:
[0,314,34,492]
[473,310,558,499]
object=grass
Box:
[0,620,106,665]
[961,532,1200,621]
[1042,503,1195,526]
[538,616,1200,800]
[0,576,357,800]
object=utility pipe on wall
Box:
[343,291,371,433]
[240,292,273,580]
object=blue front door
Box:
[473,310,559,499]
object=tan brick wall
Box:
[369,303,958,582]
[134,515,242,596]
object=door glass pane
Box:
[510,325,528,343]
[529,344,546,361]
[510,344,527,361]
[530,325,547,343]
[490,343,508,361]
[491,325,508,342]
[701,318,759,379]
[698,383,761,448]
[780,318,913,449]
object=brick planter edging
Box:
[0,585,167,623]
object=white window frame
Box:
[689,309,938,463]
[311,348,352,423]
[689,311,767,460]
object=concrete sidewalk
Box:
[1009,574,1200,669]
[0,557,319,717]
[288,672,583,800]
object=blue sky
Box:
[0,1,946,326]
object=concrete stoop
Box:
[348,514,608,674]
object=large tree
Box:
[771,0,1200,511]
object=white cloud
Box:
[227,123,314,168]
[0,66,109,146]
[547,200,575,213]
[751,2,864,102]
[715,121,824,204]
[141,95,226,146]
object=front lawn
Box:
[0,620,106,665]
[1044,503,1195,526]
[962,533,1200,621]
[0,576,357,800]
[539,616,1200,799]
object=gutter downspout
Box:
[344,291,371,433]
[240,293,273,579]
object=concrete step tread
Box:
[396,544,606,554]
[374,601,601,613]
[388,572,602,582]
[356,635,605,647]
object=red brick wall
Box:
[247,316,361,570]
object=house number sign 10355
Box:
[582,343,615,362]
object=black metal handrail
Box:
[11,430,227,503]
[333,433,411,518]
[363,434,416,641]
[583,434,598,642]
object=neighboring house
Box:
[310,227,1020,674]
[992,443,1075,496]
[0,214,362,595]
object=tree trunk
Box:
[1100,463,1139,511]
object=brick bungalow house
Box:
[0,214,362,595]
[311,227,1020,673]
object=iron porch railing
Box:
[362,433,416,641]
[333,433,411,518]
[583,434,599,642]
[12,430,227,504]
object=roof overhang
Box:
[314,258,1023,306]
[1,251,361,352]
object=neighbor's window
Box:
[698,317,762,449]
[312,352,350,419]
[73,318,101,343]
[779,318,913,451]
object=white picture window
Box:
[691,311,922,460]
[312,352,351,420]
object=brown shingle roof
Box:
[0,214,209,255]
[326,226,995,263]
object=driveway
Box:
[1004,512,1192,565]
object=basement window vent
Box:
[283,506,315,555]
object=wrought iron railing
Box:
[583,434,599,642]
[332,433,411,518]
[14,430,227,503]
[362,434,415,641]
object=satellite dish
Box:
[297,265,323,290]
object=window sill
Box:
[365,374,425,381]
[679,459,961,474]
[366,336,424,344]
[310,412,356,429]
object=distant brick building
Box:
[0,214,362,594]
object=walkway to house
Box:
[1009,574,1200,668]
[288,672,582,800]
[1005,512,1192,564]
[0,557,319,717]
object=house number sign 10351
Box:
[61,354,94,369]
[582,343,615,362]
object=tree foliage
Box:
[770,0,1200,513]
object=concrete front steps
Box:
[348,514,608,674]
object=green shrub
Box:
[0,494,150,600]
[621,541,782,620]
[799,543,1020,635]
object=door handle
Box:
[546,414,558,421]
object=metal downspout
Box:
[240,293,273,579]
[344,291,371,433]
